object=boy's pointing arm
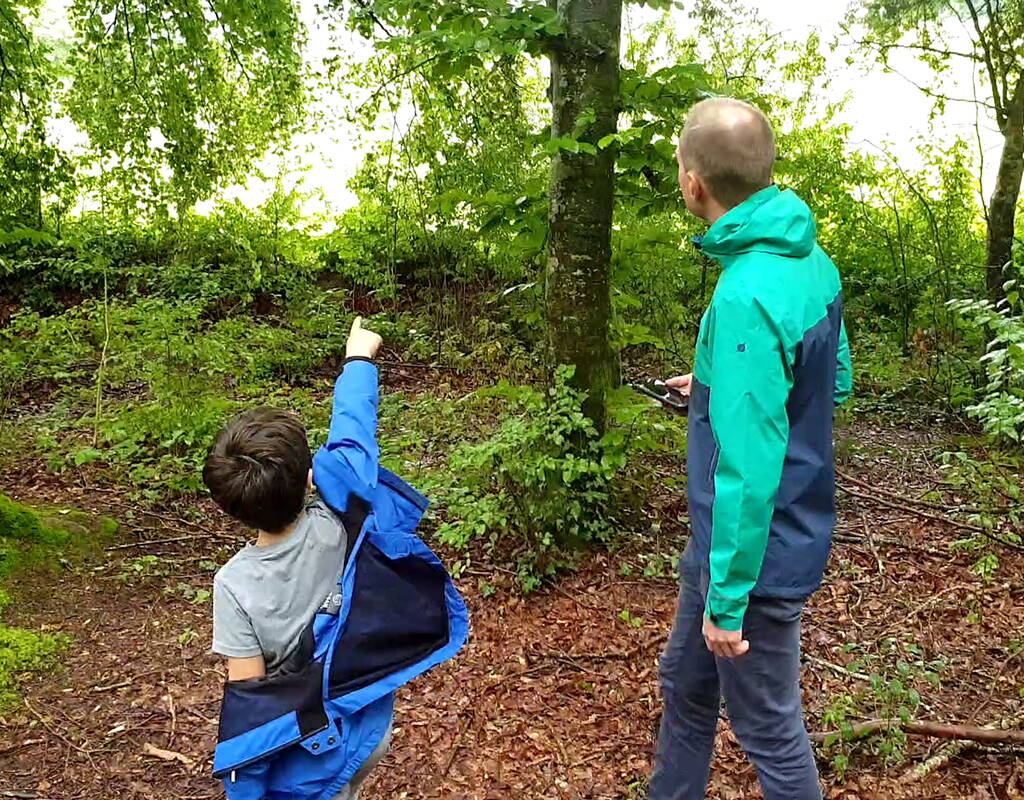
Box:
[314,317,384,508]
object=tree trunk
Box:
[986,81,1024,305]
[546,0,621,430]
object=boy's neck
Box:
[255,519,299,548]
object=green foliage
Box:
[435,368,687,590]
[820,639,944,777]
[0,623,66,710]
[0,0,76,228]
[950,292,1024,442]
[437,368,622,589]
[0,495,110,709]
[65,0,305,213]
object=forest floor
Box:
[0,372,1022,800]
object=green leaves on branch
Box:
[437,367,624,591]
[949,289,1024,443]
[348,0,562,65]
[65,0,305,212]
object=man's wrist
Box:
[344,355,376,365]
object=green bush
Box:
[435,367,687,590]
[949,292,1024,442]
[0,495,109,710]
[438,368,621,589]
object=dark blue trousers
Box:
[649,567,821,800]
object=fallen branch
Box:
[810,718,1024,746]
[903,714,1024,781]
[804,654,871,683]
[105,536,196,551]
[836,468,1004,516]
[838,483,1024,552]
[23,698,96,760]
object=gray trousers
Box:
[649,567,822,800]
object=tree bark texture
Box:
[546,0,621,429]
[986,80,1024,304]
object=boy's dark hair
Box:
[203,407,312,533]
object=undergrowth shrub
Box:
[437,367,687,590]
[950,291,1024,442]
[0,624,66,709]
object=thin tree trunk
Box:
[986,81,1024,305]
[546,0,621,430]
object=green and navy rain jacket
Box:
[682,185,853,631]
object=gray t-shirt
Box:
[212,498,348,675]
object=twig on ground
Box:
[90,679,133,692]
[804,654,871,683]
[860,510,884,575]
[105,536,196,551]
[810,717,1024,745]
[0,739,43,755]
[23,698,96,760]
[166,692,177,748]
[838,483,1024,552]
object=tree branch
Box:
[964,0,1006,127]
[880,57,998,110]
[352,0,393,39]
[811,718,1024,746]
[863,39,981,61]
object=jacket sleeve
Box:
[835,319,852,405]
[706,294,793,631]
[314,357,380,505]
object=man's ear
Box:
[687,171,705,204]
[307,468,314,492]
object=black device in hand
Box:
[630,380,689,415]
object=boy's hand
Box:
[346,316,382,360]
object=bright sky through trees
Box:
[34,0,1002,218]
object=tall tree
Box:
[546,0,621,427]
[854,0,1024,304]
[343,0,622,424]
[341,0,711,425]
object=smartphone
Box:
[630,380,689,415]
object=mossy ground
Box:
[0,492,116,709]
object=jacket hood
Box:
[699,185,816,259]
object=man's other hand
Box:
[346,316,383,360]
[702,615,750,659]
[666,374,693,395]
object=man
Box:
[649,97,852,800]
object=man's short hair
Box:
[678,97,775,209]
[203,407,311,533]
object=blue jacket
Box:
[212,358,469,800]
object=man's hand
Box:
[702,615,749,659]
[666,374,693,395]
[346,316,383,360]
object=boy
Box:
[204,317,467,800]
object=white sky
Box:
[37,0,1004,217]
